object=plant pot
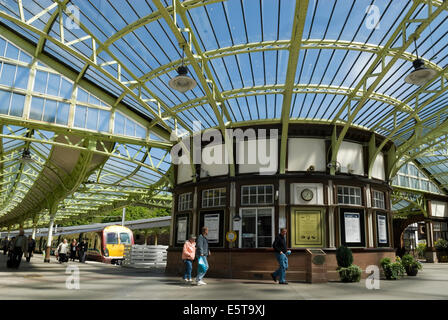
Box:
[384,269,396,280]
[405,265,418,276]
[436,252,448,262]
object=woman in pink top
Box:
[182,235,196,282]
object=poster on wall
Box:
[377,214,388,244]
[344,212,361,243]
[177,216,187,244]
[204,213,220,243]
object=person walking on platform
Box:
[10,230,27,269]
[271,228,291,285]
[25,235,36,262]
[69,239,77,262]
[77,238,88,263]
[1,237,8,255]
[195,227,211,286]
[56,239,69,263]
[182,234,196,282]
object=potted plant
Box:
[435,239,448,262]
[336,246,362,282]
[401,254,422,276]
[380,257,405,280]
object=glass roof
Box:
[0,0,447,226]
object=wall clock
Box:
[301,188,314,201]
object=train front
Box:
[102,225,134,264]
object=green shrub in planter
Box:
[401,254,422,276]
[337,264,362,282]
[416,243,426,259]
[435,238,448,252]
[336,246,353,268]
[435,239,448,262]
[380,257,405,280]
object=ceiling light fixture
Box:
[168,46,197,93]
[405,37,437,86]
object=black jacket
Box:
[272,234,287,253]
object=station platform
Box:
[1,253,448,300]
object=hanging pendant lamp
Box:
[405,38,437,86]
[168,46,197,93]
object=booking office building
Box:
[166,124,395,281]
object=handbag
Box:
[198,256,208,273]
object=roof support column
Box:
[279,0,309,174]
[44,201,58,263]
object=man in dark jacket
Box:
[195,226,211,286]
[271,228,290,284]
[25,235,36,262]
[77,239,88,263]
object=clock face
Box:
[301,188,314,201]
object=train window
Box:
[106,232,118,244]
[120,233,131,244]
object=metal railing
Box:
[122,244,167,268]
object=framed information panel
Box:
[199,210,224,247]
[339,208,366,247]
[290,208,325,247]
[175,213,190,246]
[376,212,389,247]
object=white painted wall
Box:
[177,163,193,184]
[337,141,364,175]
[431,201,448,217]
[371,152,386,180]
[201,144,229,177]
[237,138,278,175]
[290,183,324,205]
[287,138,326,172]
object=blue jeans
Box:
[183,260,193,280]
[196,256,209,281]
[273,253,288,283]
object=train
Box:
[35,225,134,264]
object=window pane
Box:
[242,212,256,248]
[5,43,19,59]
[47,73,60,96]
[74,105,87,128]
[60,78,72,99]
[106,233,118,244]
[9,93,25,117]
[114,112,125,135]
[125,119,136,136]
[119,233,131,244]
[86,107,99,130]
[77,88,89,103]
[43,100,57,122]
[15,66,29,89]
[56,102,70,125]
[98,110,110,132]
[0,90,11,114]
[29,97,44,120]
[33,70,47,93]
[0,63,16,86]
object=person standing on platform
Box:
[1,237,8,255]
[271,228,291,285]
[182,234,196,283]
[69,239,77,262]
[25,235,36,262]
[77,238,88,263]
[12,230,27,268]
[195,226,211,286]
[56,239,69,263]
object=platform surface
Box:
[0,253,447,300]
